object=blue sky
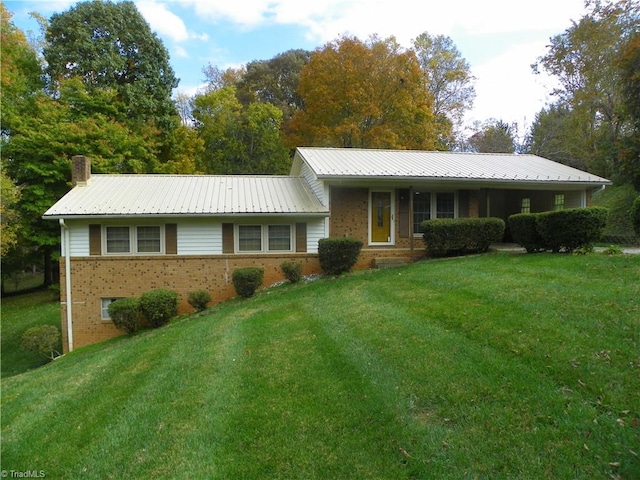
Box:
[6,0,589,131]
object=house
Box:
[44,147,610,351]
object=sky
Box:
[5,0,590,132]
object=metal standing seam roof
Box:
[296,147,611,185]
[43,175,329,218]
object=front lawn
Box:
[1,253,638,479]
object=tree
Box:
[412,32,476,148]
[288,35,435,150]
[467,119,515,153]
[44,0,179,129]
[237,49,311,123]
[0,169,22,258]
[192,87,290,174]
[617,30,640,189]
[531,0,639,180]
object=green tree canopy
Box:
[44,0,179,129]
[412,32,476,148]
[192,86,290,174]
[467,119,515,153]
[288,35,435,149]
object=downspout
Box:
[59,219,73,352]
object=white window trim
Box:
[101,297,123,320]
[412,191,458,237]
[103,225,165,255]
[235,223,295,253]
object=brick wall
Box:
[60,254,321,352]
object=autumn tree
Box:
[412,32,476,148]
[288,35,435,150]
[192,86,290,174]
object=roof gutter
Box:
[59,219,73,352]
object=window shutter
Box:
[165,224,177,254]
[89,224,101,255]
[295,223,307,252]
[222,223,234,253]
[398,189,410,238]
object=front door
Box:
[371,191,392,243]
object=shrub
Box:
[232,267,264,298]
[509,213,545,253]
[632,196,640,237]
[421,217,505,257]
[318,237,363,275]
[21,325,61,359]
[139,289,178,328]
[108,297,142,333]
[281,261,302,283]
[601,244,623,255]
[536,207,608,253]
[187,290,212,312]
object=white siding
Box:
[301,162,326,205]
[306,218,327,254]
[178,221,220,255]
[565,190,585,209]
[68,221,91,257]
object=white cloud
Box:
[137,0,190,41]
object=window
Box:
[137,226,161,253]
[268,225,291,251]
[554,194,565,211]
[104,225,163,254]
[106,226,130,253]
[238,225,262,252]
[237,224,294,253]
[413,192,431,233]
[412,191,456,234]
[521,197,531,214]
[101,298,122,320]
[436,192,455,218]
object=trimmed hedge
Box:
[232,267,264,298]
[21,325,61,360]
[188,290,212,312]
[108,297,142,333]
[421,217,505,257]
[281,261,302,283]
[509,207,609,253]
[139,289,178,328]
[318,237,363,275]
[509,213,545,253]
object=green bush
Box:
[232,267,264,298]
[632,196,640,237]
[509,213,545,253]
[139,289,178,328]
[281,261,302,283]
[318,237,363,275]
[108,297,142,333]
[187,290,212,312]
[21,325,61,359]
[536,207,608,253]
[421,217,505,257]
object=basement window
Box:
[101,298,123,320]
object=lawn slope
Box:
[2,253,639,479]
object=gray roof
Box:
[296,147,610,185]
[44,175,329,218]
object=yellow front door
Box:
[371,192,391,243]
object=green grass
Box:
[1,289,61,378]
[2,253,639,479]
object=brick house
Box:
[44,147,610,351]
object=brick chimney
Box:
[72,155,91,186]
